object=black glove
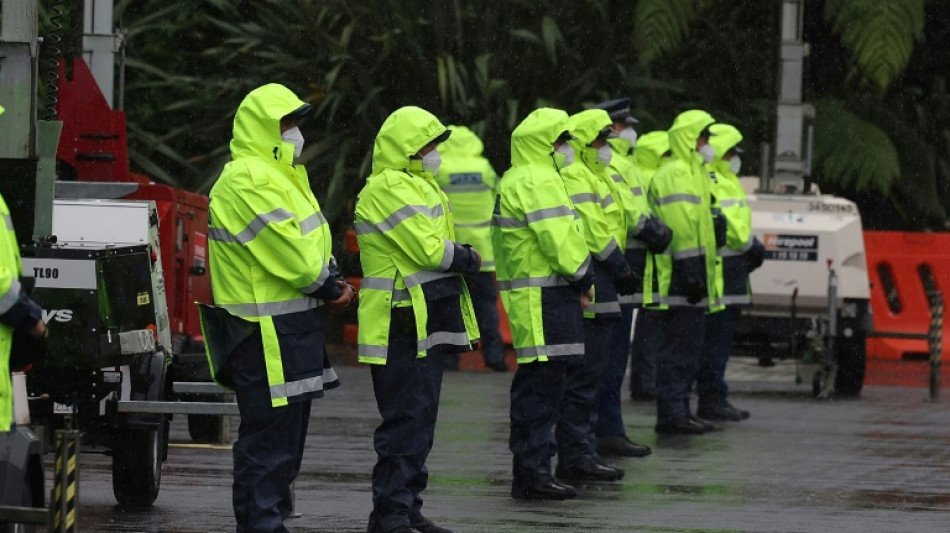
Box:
[681,260,707,304]
[639,215,673,254]
[448,242,482,275]
[746,236,766,273]
[10,325,47,371]
[712,210,727,248]
[615,271,641,295]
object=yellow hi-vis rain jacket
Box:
[433,126,499,272]
[355,107,480,364]
[708,124,753,306]
[562,109,631,318]
[643,110,722,309]
[203,83,340,407]
[492,108,593,364]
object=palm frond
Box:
[633,0,704,67]
[812,99,900,192]
[824,0,925,90]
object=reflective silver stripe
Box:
[359,344,388,359]
[611,173,624,183]
[497,275,569,291]
[442,183,490,192]
[570,193,600,205]
[360,277,394,291]
[719,248,745,257]
[492,215,525,228]
[209,208,295,244]
[437,239,455,272]
[630,186,644,196]
[595,238,619,261]
[299,264,332,294]
[323,366,340,384]
[626,239,646,250]
[418,331,470,351]
[567,255,592,281]
[455,221,492,228]
[3,214,12,231]
[0,278,22,315]
[516,343,585,358]
[587,301,622,314]
[481,261,495,268]
[601,195,615,209]
[354,204,445,235]
[525,205,574,224]
[617,293,643,305]
[672,247,704,260]
[270,376,323,400]
[393,289,411,302]
[661,296,708,307]
[720,294,752,305]
[403,270,456,288]
[299,212,328,235]
[719,199,747,208]
[219,297,322,317]
[630,214,647,235]
[654,193,702,206]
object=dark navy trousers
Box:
[556,318,617,468]
[629,310,660,399]
[650,307,706,423]
[230,332,311,533]
[595,304,635,437]
[370,308,445,533]
[696,306,738,405]
[468,272,505,366]
[509,360,569,485]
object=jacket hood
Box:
[709,123,743,160]
[668,109,715,163]
[567,109,612,146]
[510,108,571,167]
[439,125,484,156]
[372,106,448,176]
[634,131,670,171]
[230,83,308,163]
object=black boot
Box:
[555,458,624,481]
[512,476,578,500]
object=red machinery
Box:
[54,57,211,352]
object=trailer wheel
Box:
[112,424,164,507]
[834,336,866,397]
[187,413,231,444]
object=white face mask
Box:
[422,149,442,174]
[698,143,715,164]
[619,127,638,146]
[596,145,613,167]
[729,155,742,174]
[281,126,305,158]
[555,144,574,169]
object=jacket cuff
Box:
[445,242,481,275]
[309,277,343,301]
[0,292,43,333]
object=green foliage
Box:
[633,0,710,67]
[824,0,925,91]
[812,99,900,192]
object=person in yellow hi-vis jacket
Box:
[641,110,722,435]
[492,108,593,501]
[355,106,481,533]
[200,84,354,532]
[0,104,50,434]
[433,126,507,371]
[695,123,765,422]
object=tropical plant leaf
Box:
[633,0,705,67]
[824,0,925,90]
[812,99,900,192]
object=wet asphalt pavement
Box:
[56,355,948,533]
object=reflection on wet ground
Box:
[57,356,948,533]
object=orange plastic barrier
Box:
[864,231,950,361]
